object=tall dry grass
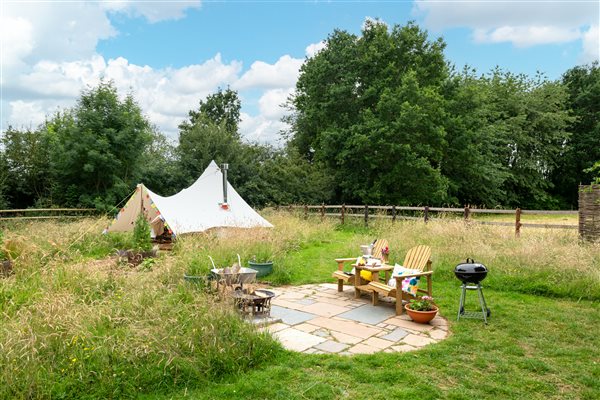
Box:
[1,211,598,398]
[338,214,600,300]
[0,218,281,399]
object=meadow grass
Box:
[0,212,599,399]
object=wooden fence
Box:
[0,208,97,221]
[279,205,578,237]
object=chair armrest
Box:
[335,258,357,263]
[366,265,394,272]
[335,257,357,271]
[393,271,433,279]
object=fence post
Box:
[515,208,522,237]
[341,204,345,225]
[464,206,470,221]
[304,205,308,220]
[321,203,325,222]
[424,206,429,223]
[392,205,396,223]
[364,205,369,227]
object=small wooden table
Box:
[353,263,393,305]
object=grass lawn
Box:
[1,213,599,399]
[146,220,600,400]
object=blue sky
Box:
[2,1,599,143]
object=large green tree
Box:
[1,126,53,207]
[551,62,600,206]
[289,20,450,205]
[48,81,153,209]
[483,70,572,208]
[441,68,509,207]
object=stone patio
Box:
[258,283,449,355]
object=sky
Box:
[1,0,599,145]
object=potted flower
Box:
[381,245,390,263]
[405,296,438,324]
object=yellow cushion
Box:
[360,270,373,281]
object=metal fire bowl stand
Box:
[457,283,491,324]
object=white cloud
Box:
[0,15,34,72]
[581,25,600,62]
[1,1,300,144]
[2,2,116,67]
[239,112,289,145]
[473,26,583,48]
[234,55,303,90]
[7,101,48,129]
[6,54,246,137]
[413,0,599,58]
[101,0,201,23]
[258,88,294,120]
[305,41,326,58]
[170,54,242,94]
[4,51,300,143]
[413,1,595,31]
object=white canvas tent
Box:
[106,161,273,236]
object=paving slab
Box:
[273,328,326,352]
[337,304,396,325]
[402,334,437,347]
[270,305,317,325]
[362,336,394,350]
[384,317,436,332]
[309,316,381,339]
[301,302,351,317]
[265,284,449,355]
[329,330,363,345]
[294,323,319,333]
[379,328,409,342]
[429,329,448,340]
[347,343,380,354]
[391,344,417,352]
[295,298,317,305]
[314,340,349,353]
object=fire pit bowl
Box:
[232,288,275,316]
[454,259,488,284]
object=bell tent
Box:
[106,161,273,236]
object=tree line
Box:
[1,21,598,211]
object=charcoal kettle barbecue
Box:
[455,259,491,323]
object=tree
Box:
[1,126,53,207]
[551,62,600,206]
[48,81,153,209]
[441,68,509,207]
[481,70,572,208]
[179,87,241,136]
[289,20,450,204]
[139,128,183,196]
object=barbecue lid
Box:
[455,258,487,273]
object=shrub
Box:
[132,214,152,252]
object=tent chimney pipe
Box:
[222,163,229,204]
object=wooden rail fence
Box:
[0,208,97,221]
[279,205,578,237]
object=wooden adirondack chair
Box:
[332,239,389,292]
[368,245,432,315]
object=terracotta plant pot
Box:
[405,303,438,324]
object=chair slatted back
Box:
[403,245,431,272]
[372,239,389,260]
